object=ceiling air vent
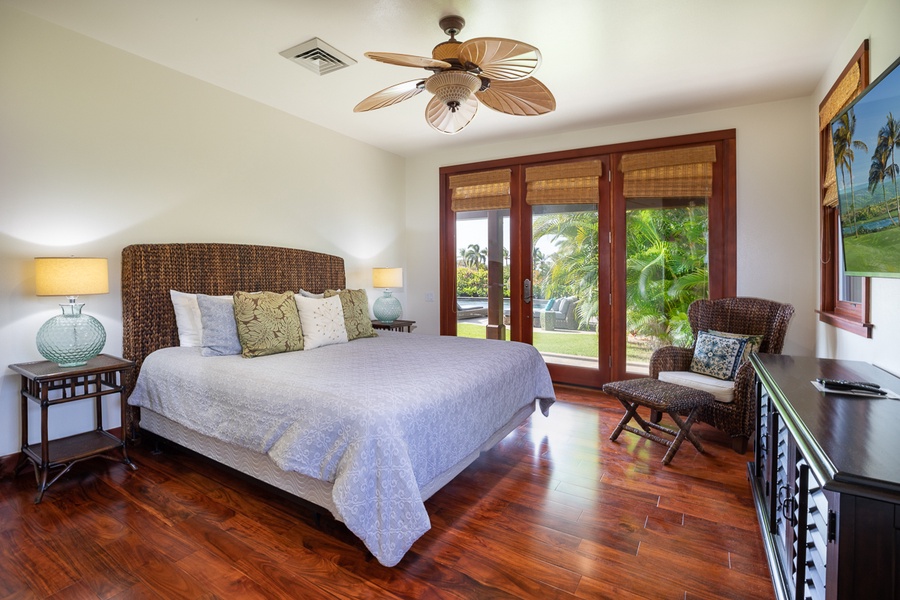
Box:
[280,38,356,75]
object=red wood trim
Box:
[816,310,873,338]
[439,170,457,336]
[438,130,737,176]
[508,165,530,344]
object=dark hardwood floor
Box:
[0,385,774,599]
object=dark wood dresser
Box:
[749,353,900,600]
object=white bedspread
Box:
[128,332,555,566]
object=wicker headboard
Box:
[121,243,346,403]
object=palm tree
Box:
[533,211,598,330]
[462,243,487,268]
[868,142,899,227]
[832,110,868,234]
[877,112,900,226]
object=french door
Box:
[439,132,735,388]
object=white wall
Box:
[0,8,406,457]
[814,0,900,375]
[405,98,819,361]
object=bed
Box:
[121,243,555,567]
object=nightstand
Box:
[371,319,416,333]
[10,354,136,503]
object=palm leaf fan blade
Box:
[354,80,425,112]
[425,95,478,134]
[477,78,556,116]
[457,37,542,81]
[364,52,451,70]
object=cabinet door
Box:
[773,411,793,585]
[792,456,828,600]
[798,459,828,600]
[756,380,772,485]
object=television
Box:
[831,52,900,278]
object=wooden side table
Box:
[10,354,136,503]
[371,319,416,333]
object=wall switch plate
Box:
[425,292,435,302]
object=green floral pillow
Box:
[324,288,378,341]
[232,291,304,358]
[690,330,748,380]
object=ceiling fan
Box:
[354,15,556,135]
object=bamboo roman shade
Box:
[620,145,717,198]
[820,60,864,207]
[525,160,602,205]
[448,169,511,212]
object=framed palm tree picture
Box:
[831,52,900,278]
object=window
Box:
[818,41,872,337]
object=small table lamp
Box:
[372,267,403,323]
[35,257,109,367]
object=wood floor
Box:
[0,385,774,599]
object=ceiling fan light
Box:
[425,71,480,110]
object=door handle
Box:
[523,279,532,304]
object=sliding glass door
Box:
[520,160,607,386]
[614,144,719,377]
[443,159,610,387]
[440,133,735,388]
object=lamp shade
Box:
[372,267,403,289]
[35,257,109,296]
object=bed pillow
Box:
[690,330,749,381]
[233,290,304,357]
[196,294,242,357]
[170,290,231,347]
[324,288,378,340]
[295,295,349,350]
[298,288,324,299]
[709,330,764,364]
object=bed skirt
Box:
[138,399,537,521]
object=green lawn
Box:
[456,322,655,364]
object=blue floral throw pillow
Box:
[690,330,749,381]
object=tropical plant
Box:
[832,110,868,233]
[624,203,708,349]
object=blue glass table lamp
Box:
[372,267,403,323]
[35,257,109,367]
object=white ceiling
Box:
[4,0,869,157]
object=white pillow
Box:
[298,288,324,299]
[170,290,231,347]
[294,295,349,350]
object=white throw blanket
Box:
[128,332,555,566]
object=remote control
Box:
[817,378,886,395]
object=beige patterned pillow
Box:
[232,291,304,358]
[324,288,378,340]
[294,295,349,350]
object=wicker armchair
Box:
[650,297,795,453]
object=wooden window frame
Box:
[818,41,873,338]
